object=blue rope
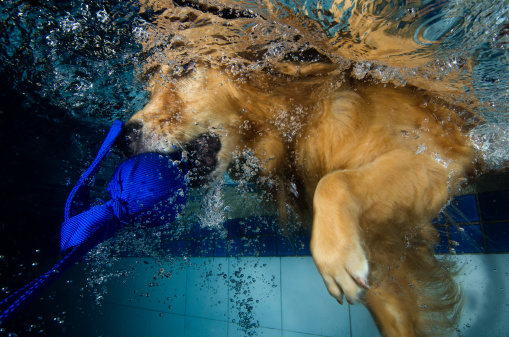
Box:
[0,121,188,325]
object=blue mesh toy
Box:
[0,121,188,324]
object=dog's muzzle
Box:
[117,121,222,185]
[116,120,143,158]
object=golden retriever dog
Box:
[119,61,477,337]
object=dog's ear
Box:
[141,64,163,84]
[172,61,196,78]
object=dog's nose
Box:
[116,120,143,157]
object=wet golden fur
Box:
[126,63,477,337]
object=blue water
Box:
[1,0,509,336]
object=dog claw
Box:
[346,296,354,305]
[357,277,370,289]
[337,298,344,305]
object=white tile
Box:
[184,316,228,337]
[349,303,381,337]
[101,257,188,315]
[185,257,229,321]
[148,311,185,337]
[229,323,282,336]
[282,331,322,337]
[145,258,188,315]
[95,302,151,337]
[281,257,350,337]
[453,254,509,337]
[229,257,282,330]
[100,257,157,306]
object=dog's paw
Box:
[312,239,370,304]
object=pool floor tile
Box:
[228,323,282,336]
[148,312,185,337]
[184,316,228,337]
[453,254,509,337]
[349,304,381,337]
[229,257,282,330]
[281,257,351,336]
[185,258,229,321]
[96,302,152,337]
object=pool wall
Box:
[42,190,509,337]
[51,254,509,337]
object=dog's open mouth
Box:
[116,124,221,185]
[184,133,222,186]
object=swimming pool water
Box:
[1,0,509,336]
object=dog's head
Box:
[118,64,245,185]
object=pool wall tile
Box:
[445,194,480,223]
[200,238,215,257]
[479,191,509,221]
[484,222,509,252]
[214,238,228,257]
[277,236,296,256]
[228,218,245,237]
[127,193,509,258]
[296,234,311,256]
[188,239,202,257]
[259,236,277,256]
[450,225,485,254]
[244,216,278,235]
[189,221,201,238]
[435,226,450,254]
[242,236,260,256]
[228,237,243,256]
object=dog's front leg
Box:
[310,171,369,304]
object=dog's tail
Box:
[366,224,462,337]
[406,243,462,336]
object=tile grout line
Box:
[184,257,188,337]
[280,256,284,337]
[476,193,489,253]
[348,303,353,337]
[227,256,231,337]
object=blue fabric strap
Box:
[64,120,124,225]
[0,121,188,325]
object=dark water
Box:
[1,0,509,335]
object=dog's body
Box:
[122,63,477,337]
